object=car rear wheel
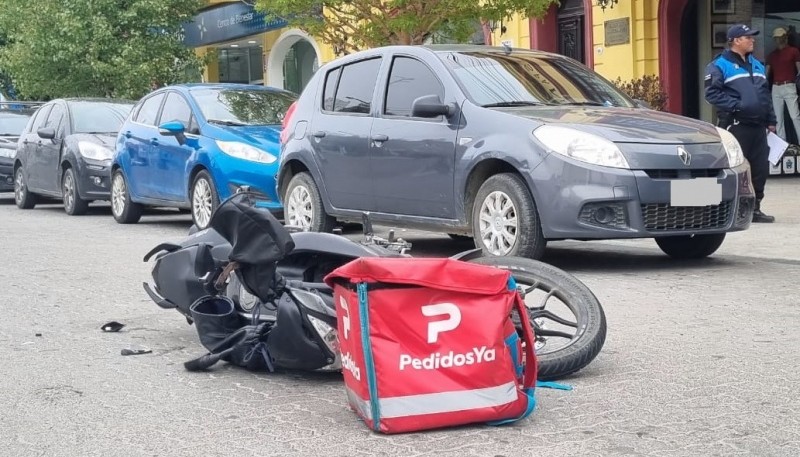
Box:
[14,167,37,209]
[472,173,547,260]
[62,168,89,215]
[191,170,218,230]
[111,170,142,224]
[284,172,336,232]
[655,233,726,259]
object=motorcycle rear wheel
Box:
[467,256,606,380]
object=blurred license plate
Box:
[670,178,721,206]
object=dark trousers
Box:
[728,123,769,201]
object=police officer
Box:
[705,24,777,223]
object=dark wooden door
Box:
[557,0,586,64]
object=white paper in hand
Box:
[767,132,789,166]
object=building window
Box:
[218,46,264,85]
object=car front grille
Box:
[641,202,732,231]
[644,169,723,179]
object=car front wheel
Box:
[655,233,726,259]
[111,170,142,224]
[14,167,37,209]
[191,170,218,230]
[62,168,89,215]
[284,172,336,232]
[471,173,547,260]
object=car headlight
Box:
[0,148,15,159]
[715,127,745,168]
[533,125,630,169]
[78,141,113,161]
[215,140,277,164]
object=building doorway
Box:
[282,40,317,95]
[266,30,321,94]
[557,0,586,64]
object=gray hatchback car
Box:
[277,45,755,260]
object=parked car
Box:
[13,98,134,214]
[111,83,296,229]
[278,45,755,260]
[1,101,43,192]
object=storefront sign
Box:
[182,2,288,47]
[604,18,630,46]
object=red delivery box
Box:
[324,257,538,434]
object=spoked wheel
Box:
[468,255,606,380]
[284,172,336,232]
[191,171,218,230]
[111,170,142,224]
[14,167,37,209]
[62,168,89,215]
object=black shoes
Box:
[752,209,775,223]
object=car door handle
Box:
[124,131,132,139]
[150,138,159,146]
[312,131,326,138]
[371,134,389,142]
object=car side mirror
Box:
[411,94,453,118]
[158,120,187,145]
[634,99,652,110]
[37,127,56,140]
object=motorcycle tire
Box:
[467,255,606,381]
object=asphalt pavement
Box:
[1,177,799,457]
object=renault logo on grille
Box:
[677,146,691,166]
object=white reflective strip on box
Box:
[379,382,518,419]
[346,386,372,420]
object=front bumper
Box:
[75,157,112,200]
[212,156,283,213]
[0,157,13,192]
[530,154,755,240]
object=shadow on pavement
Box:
[397,236,736,274]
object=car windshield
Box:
[69,102,134,134]
[190,88,297,126]
[439,51,636,108]
[0,113,32,135]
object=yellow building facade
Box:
[186,0,336,94]
[187,0,800,125]
[494,0,800,124]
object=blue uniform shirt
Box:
[704,49,777,127]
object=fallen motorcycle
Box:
[143,191,607,380]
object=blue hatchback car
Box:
[111,83,296,228]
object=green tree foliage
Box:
[258,0,559,56]
[0,0,206,100]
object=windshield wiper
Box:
[563,101,613,106]
[208,119,247,126]
[481,101,545,108]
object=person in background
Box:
[766,27,800,145]
[704,24,777,223]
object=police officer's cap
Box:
[727,24,760,40]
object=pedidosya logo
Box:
[399,303,496,370]
[339,296,361,380]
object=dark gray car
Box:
[1,102,42,192]
[14,98,133,215]
[277,45,755,259]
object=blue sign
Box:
[182,2,288,47]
